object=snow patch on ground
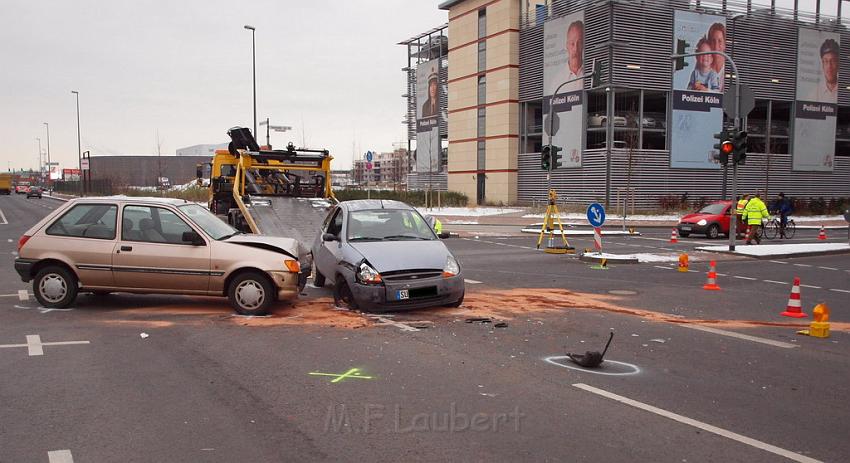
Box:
[523,213,681,221]
[696,243,850,257]
[583,251,680,263]
[419,207,522,217]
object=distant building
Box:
[176,143,228,157]
[352,148,410,187]
[330,170,354,188]
[89,155,210,187]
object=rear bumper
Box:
[350,274,465,312]
[15,259,36,282]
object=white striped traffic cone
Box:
[780,277,807,318]
[702,260,720,290]
[670,228,678,243]
[818,226,827,240]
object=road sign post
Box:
[587,202,606,253]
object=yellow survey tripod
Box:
[536,189,574,253]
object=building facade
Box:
[352,149,411,188]
[438,0,850,207]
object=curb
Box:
[698,247,850,260]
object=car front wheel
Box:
[706,224,721,239]
[34,265,78,308]
[333,276,358,310]
[228,271,275,316]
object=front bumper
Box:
[676,223,708,235]
[269,271,300,301]
[14,258,36,282]
[349,273,465,312]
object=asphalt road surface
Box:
[1,194,848,462]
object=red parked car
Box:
[677,200,746,239]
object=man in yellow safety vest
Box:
[744,192,770,244]
[735,194,749,238]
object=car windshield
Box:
[347,209,436,241]
[697,203,727,215]
[178,203,239,240]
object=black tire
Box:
[448,291,464,308]
[763,221,778,240]
[784,220,796,239]
[333,276,358,310]
[679,231,690,237]
[313,269,326,287]
[228,271,275,316]
[706,224,721,239]
[33,265,78,308]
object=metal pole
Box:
[72,90,82,196]
[605,86,613,209]
[546,73,587,200]
[244,25,257,138]
[44,122,51,186]
[266,117,270,148]
[36,138,42,181]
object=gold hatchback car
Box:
[15,197,304,315]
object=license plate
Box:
[396,289,409,300]
[681,226,692,231]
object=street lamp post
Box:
[71,90,82,196]
[36,137,42,179]
[244,25,257,138]
[44,122,51,185]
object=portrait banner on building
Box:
[416,58,441,173]
[543,11,584,168]
[792,28,839,171]
[670,10,726,169]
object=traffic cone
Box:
[818,226,827,240]
[702,260,720,290]
[780,277,807,318]
[670,228,678,243]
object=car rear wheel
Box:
[34,265,78,308]
[228,271,274,316]
[706,224,721,239]
[333,276,358,310]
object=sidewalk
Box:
[696,242,850,259]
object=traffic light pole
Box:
[671,50,741,251]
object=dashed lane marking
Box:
[800,284,822,289]
[770,260,788,264]
[733,276,758,280]
[818,266,838,271]
[829,289,850,294]
[464,279,483,284]
[793,264,812,268]
[48,450,74,463]
[681,324,799,349]
[763,280,789,285]
[653,265,674,270]
[572,383,820,463]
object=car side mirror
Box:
[322,233,338,242]
[182,231,205,246]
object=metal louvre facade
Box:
[516,0,850,207]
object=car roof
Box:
[65,195,193,207]
[341,199,415,212]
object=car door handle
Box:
[120,246,133,252]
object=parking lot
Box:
[2,194,849,462]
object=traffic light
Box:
[712,129,731,165]
[541,145,552,171]
[674,39,690,71]
[732,130,748,165]
[551,145,563,169]
[590,58,603,88]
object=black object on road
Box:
[566,331,614,368]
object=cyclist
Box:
[774,192,793,238]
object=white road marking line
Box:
[0,208,7,225]
[0,335,90,356]
[763,280,789,285]
[818,266,837,271]
[716,273,727,277]
[369,316,419,332]
[800,284,822,289]
[48,450,74,463]
[18,290,29,301]
[653,265,674,270]
[770,260,788,264]
[572,383,820,463]
[464,279,483,284]
[793,264,812,267]
[829,288,850,294]
[680,324,798,349]
[733,276,758,280]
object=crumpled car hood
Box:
[225,234,301,259]
[349,240,451,273]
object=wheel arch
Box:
[222,266,269,296]
[31,258,78,281]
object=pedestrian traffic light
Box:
[732,130,748,165]
[541,145,552,171]
[712,129,731,165]
[551,145,563,169]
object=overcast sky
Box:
[1,0,446,172]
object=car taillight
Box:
[17,235,30,253]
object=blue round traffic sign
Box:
[366,151,373,162]
[586,203,606,227]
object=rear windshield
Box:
[698,203,727,215]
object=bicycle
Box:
[763,216,796,239]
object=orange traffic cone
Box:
[781,277,807,318]
[818,226,827,240]
[670,229,678,243]
[702,260,720,290]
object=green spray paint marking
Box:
[309,368,374,383]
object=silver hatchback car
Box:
[15,196,304,315]
[311,200,464,312]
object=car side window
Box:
[46,204,117,240]
[123,206,194,244]
[326,209,343,237]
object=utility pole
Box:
[44,122,51,185]
[72,90,82,196]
